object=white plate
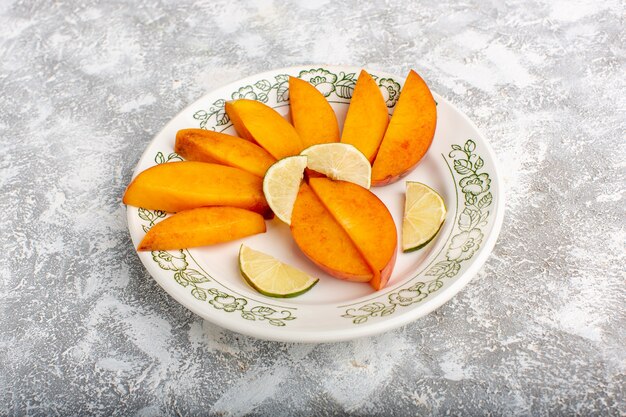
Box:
[126,66,504,343]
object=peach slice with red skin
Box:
[289,76,340,148]
[290,183,373,282]
[123,161,271,218]
[138,207,266,251]
[340,70,389,162]
[307,177,397,290]
[371,70,437,186]
[225,99,304,159]
[174,129,276,178]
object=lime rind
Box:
[239,245,319,298]
[262,155,308,224]
[402,181,447,252]
[402,221,445,252]
[300,143,371,189]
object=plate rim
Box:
[126,65,505,343]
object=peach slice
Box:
[289,76,340,147]
[123,161,271,217]
[340,70,389,162]
[138,207,266,251]
[225,99,304,159]
[174,129,276,178]
[308,177,397,290]
[371,70,437,186]
[290,183,373,282]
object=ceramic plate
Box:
[126,65,504,343]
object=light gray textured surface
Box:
[1,0,625,415]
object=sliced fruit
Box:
[308,178,397,290]
[262,156,307,224]
[123,161,271,217]
[290,183,373,282]
[239,245,319,298]
[289,76,340,147]
[402,182,446,252]
[225,99,304,159]
[300,143,371,189]
[371,70,437,186]
[175,129,276,178]
[340,70,389,162]
[138,207,266,251]
[226,104,252,141]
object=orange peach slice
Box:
[123,161,271,217]
[138,207,266,251]
[290,183,373,282]
[175,129,276,178]
[340,70,389,162]
[371,70,437,186]
[308,177,397,290]
[225,99,304,159]
[289,76,340,147]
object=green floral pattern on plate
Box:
[342,140,492,324]
[136,154,296,327]
[147,249,295,326]
[192,68,402,130]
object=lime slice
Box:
[403,182,447,252]
[239,245,319,298]
[262,155,307,224]
[300,143,371,189]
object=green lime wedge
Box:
[262,155,307,225]
[402,182,447,252]
[239,245,319,298]
[300,143,371,189]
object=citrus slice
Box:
[403,182,447,252]
[262,155,307,224]
[239,245,319,298]
[300,143,371,189]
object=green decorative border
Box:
[145,249,295,326]
[137,153,296,327]
[342,140,492,324]
[192,68,401,130]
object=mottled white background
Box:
[1,0,625,415]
